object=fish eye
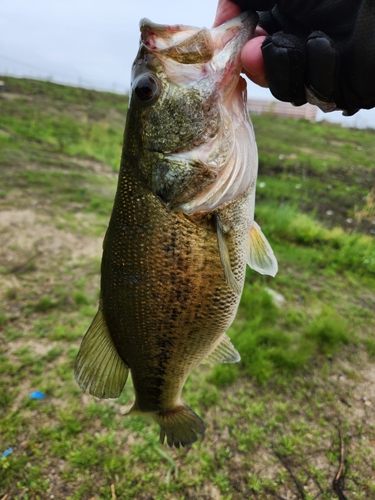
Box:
[134,75,159,103]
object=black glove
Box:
[232,0,375,115]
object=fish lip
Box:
[139,18,205,52]
[136,12,257,103]
[139,11,257,49]
[210,11,258,52]
[209,12,257,93]
[139,11,257,70]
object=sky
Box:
[1,0,375,129]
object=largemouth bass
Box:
[75,11,277,448]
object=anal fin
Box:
[247,221,278,277]
[203,333,240,365]
[74,307,129,399]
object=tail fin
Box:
[153,404,206,448]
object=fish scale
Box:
[102,164,246,382]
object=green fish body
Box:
[75,12,277,448]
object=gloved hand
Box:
[231,0,375,115]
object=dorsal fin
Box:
[74,307,129,399]
[203,333,240,365]
[216,215,241,294]
[247,221,278,277]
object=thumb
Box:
[241,35,268,87]
[213,0,242,27]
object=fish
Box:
[74,11,278,448]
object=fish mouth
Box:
[139,12,257,96]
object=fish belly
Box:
[100,165,247,413]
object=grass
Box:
[0,76,375,499]
[252,114,375,235]
[0,76,126,170]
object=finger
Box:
[261,33,307,105]
[241,36,268,87]
[213,0,242,27]
[305,31,338,102]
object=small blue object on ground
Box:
[1,448,13,458]
[29,391,45,400]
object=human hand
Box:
[215,0,375,115]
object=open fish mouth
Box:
[138,12,257,98]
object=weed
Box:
[73,291,91,306]
[207,363,239,387]
[156,448,179,488]
[34,296,59,312]
[304,308,349,356]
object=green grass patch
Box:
[0,76,126,170]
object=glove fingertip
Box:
[261,33,307,106]
[305,31,338,102]
[231,1,277,11]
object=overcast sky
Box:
[1,0,375,128]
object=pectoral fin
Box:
[247,221,278,277]
[216,215,241,294]
[202,333,240,365]
[74,307,129,399]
